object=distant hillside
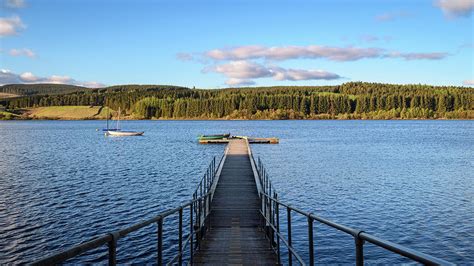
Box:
[0,84,89,97]
[2,82,473,120]
[0,84,190,98]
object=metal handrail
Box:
[33,153,225,266]
[254,156,453,266]
[32,143,453,265]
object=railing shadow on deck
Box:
[32,152,226,266]
[248,142,452,266]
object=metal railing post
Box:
[287,206,292,266]
[207,193,211,229]
[267,192,272,240]
[178,208,183,265]
[262,193,266,219]
[197,198,201,247]
[108,237,117,266]
[190,204,194,263]
[275,194,281,265]
[308,216,314,265]
[263,168,266,189]
[271,191,275,245]
[355,234,364,266]
[157,218,163,266]
[260,193,264,227]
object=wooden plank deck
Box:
[193,139,277,265]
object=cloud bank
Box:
[205,45,383,62]
[0,69,105,88]
[0,15,25,36]
[435,0,474,17]
[203,45,449,62]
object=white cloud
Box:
[176,52,194,61]
[9,48,36,58]
[375,11,411,22]
[0,69,105,88]
[385,51,449,60]
[201,45,448,62]
[435,0,474,17]
[271,67,340,81]
[5,0,26,8]
[225,78,256,86]
[0,69,22,84]
[206,60,273,79]
[205,61,341,86]
[206,45,383,62]
[47,75,73,84]
[79,81,105,88]
[463,79,474,85]
[19,71,39,82]
[0,16,25,36]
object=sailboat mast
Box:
[106,106,109,130]
[117,107,120,130]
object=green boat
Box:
[198,133,231,140]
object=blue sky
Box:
[1,0,473,88]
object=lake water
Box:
[0,120,472,264]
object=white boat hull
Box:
[105,131,144,136]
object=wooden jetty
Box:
[193,139,277,264]
[199,136,279,144]
[33,137,451,265]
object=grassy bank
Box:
[26,106,114,120]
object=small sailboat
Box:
[106,130,144,136]
[100,107,119,131]
[105,108,144,136]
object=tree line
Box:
[3,82,473,119]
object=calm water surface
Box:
[0,120,472,264]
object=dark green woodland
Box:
[1,82,473,119]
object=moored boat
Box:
[198,133,231,140]
[106,130,144,136]
[104,107,144,137]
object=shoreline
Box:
[1,106,473,121]
[1,117,473,121]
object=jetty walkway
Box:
[193,139,276,264]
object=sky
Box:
[0,0,473,88]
